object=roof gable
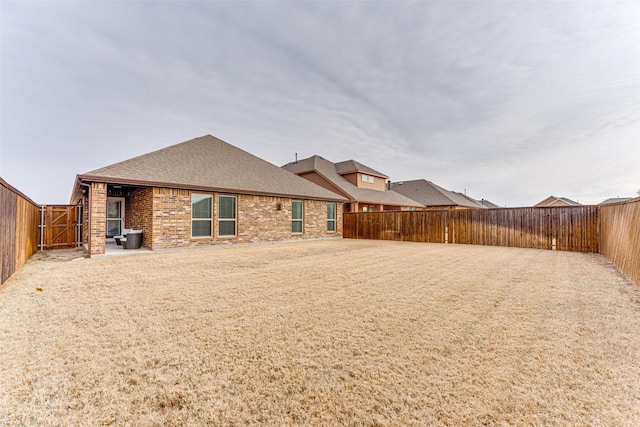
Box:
[334,160,388,179]
[535,196,581,207]
[283,155,422,207]
[78,135,346,201]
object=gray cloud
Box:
[1,1,638,206]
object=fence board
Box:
[1,178,40,285]
[1,184,18,284]
[600,198,640,287]
[15,196,40,273]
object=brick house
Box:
[71,135,346,256]
[282,155,422,212]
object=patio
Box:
[103,238,152,256]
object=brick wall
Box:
[128,188,154,248]
[85,184,343,254]
[151,188,192,249]
[89,182,107,255]
[149,187,342,250]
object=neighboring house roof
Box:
[334,160,388,178]
[599,197,632,205]
[535,196,582,207]
[454,192,497,209]
[75,135,346,202]
[389,179,488,209]
[282,155,422,208]
[478,199,501,208]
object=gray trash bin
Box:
[122,230,143,249]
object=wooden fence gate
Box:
[40,205,81,250]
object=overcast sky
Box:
[1,1,638,206]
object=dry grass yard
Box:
[1,239,639,426]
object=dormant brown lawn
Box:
[1,239,639,426]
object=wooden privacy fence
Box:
[1,177,82,285]
[344,206,600,253]
[600,198,640,287]
[1,178,40,284]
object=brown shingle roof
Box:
[77,135,346,202]
[534,196,582,207]
[454,192,498,209]
[334,160,388,178]
[599,197,632,205]
[389,179,488,209]
[283,155,422,207]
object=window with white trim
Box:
[292,201,303,234]
[192,193,212,237]
[361,174,375,183]
[327,203,336,232]
[218,196,237,237]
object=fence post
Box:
[39,205,45,251]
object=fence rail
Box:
[600,198,640,287]
[344,206,600,253]
[1,178,40,285]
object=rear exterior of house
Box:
[71,136,345,256]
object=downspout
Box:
[76,178,92,257]
[76,204,82,248]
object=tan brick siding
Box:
[89,182,107,255]
[151,188,191,249]
[149,188,342,250]
[128,188,154,248]
[87,184,343,254]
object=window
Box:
[218,196,237,237]
[361,174,368,182]
[192,193,212,237]
[106,197,125,237]
[361,174,375,183]
[362,205,375,212]
[327,203,336,232]
[292,201,303,233]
